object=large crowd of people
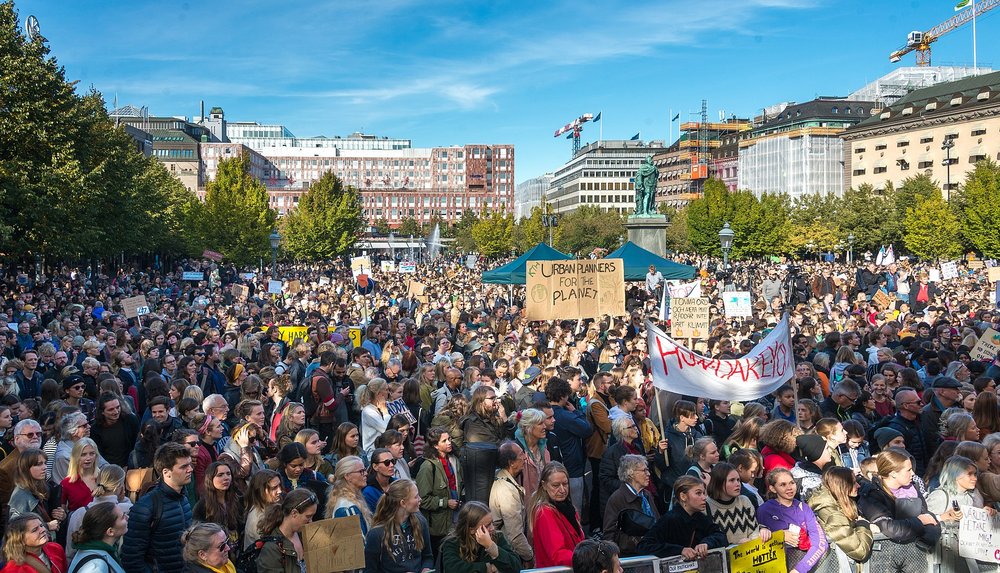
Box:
[0,251,996,573]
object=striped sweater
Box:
[706,495,759,544]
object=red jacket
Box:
[0,542,68,573]
[762,445,795,475]
[532,504,583,568]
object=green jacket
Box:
[807,485,873,563]
[415,454,462,536]
[440,533,521,573]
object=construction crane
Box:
[554,113,594,157]
[889,0,999,65]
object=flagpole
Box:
[668,108,672,145]
[600,111,603,146]
[973,0,978,73]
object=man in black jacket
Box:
[885,388,929,475]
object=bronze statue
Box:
[633,155,658,217]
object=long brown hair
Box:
[447,501,494,562]
[14,449,49,502]
[528,461,571,532]
[201,461,243,532]
[371,479,424,554]
[3,513,45,565]
[821,466,858,521]
[258,488,317,538]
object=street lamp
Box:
[942,137,955,205]
[718,222,734,270]
[542,214,558,246]
[847,233,855,264]
[34,253,42,282]
[269,230,281,277]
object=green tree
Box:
[512,206,546,252]
[200,153,277,267]
[684,180,788,258]
[834,184,897,252]
[398,216,419,237]
[452,211,479,252]
[903,190,963,260]
[954,159,1000,257]
[471,211,513,257]
[281,171,364,261]
[138,159,204,256]
[554,205,624,254]
[787,193,841,256]
[373,218,391,235]
[660,204,692,252]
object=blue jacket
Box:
[121,481,192,573]
[550,404,593,477]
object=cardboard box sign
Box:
[121,295,150,319]
[525,259,626,321]
[302,515,366,573]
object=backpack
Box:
[233,535,284,573]
[70,553,108,573]
[302,373,320,419]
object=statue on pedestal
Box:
[633,155,658,217]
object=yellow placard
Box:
[525,259,626,321]
[727,530,786,573]
[278,326,309,347]
[348,327,363,349]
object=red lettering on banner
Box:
[655,333,791,383]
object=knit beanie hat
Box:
[874,427,904,450]
[795,434,827,463]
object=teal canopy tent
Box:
[605,241,698,281]
[481,243,573,284]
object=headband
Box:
[198,415,215,435]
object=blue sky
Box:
[15,0,1000,184]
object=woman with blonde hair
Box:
[60,437,100,511]
[856,449,941,573]
[180,522,235,573]
[415,364,437,410]
[440,501,521,573]
[274,402,305,451]
[65,464,131,560]
[294,428,334,481]
[364,479,433,573]
[0,513,68,573]
[431,394,469,452]
[360,379,390,455]
[326,456,372,535]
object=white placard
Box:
[724,291,753,318]
[182,272,204,281]
[267,280,283,294]
[940,261,959,280]
[929,268,941,283]
[399,261,416,273]
[959,506,1000,563]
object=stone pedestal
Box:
[625,215,669,258]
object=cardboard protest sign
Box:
[278,326,309,346]
[350,256,371,278]
[727,530,786,573]
[871,289,893,310]
[302,515,366,573]
[286,279,301,294]
[121,295,150,319]
[989,267,1000,282]
[525,259,626,321]
[670,298,710,338]
[971,328,1000,361]
[267,280,283,294]
[723,292,752,318]
[231,284,249,300]
[941,261,959,280]
[959,506,1000,563]
[649,316,794,400]
[407,280,426,298]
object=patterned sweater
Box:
[706,495,759,544]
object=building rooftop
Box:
[852,70,1000,130]
[754,97,877,131]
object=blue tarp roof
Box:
[605,241,698,281]
[481,243,573,284]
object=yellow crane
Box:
[889,0,999,65]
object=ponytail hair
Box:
[71,502,119,545]
[258,488,317,538]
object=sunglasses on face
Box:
[376,459,395,467]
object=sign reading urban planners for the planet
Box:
[671,297,710,338]
[525,259,625,321]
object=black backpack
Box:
[301,372,323,419]
[233,535,284,573]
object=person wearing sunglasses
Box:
[363,448,397,513]
[0,419,43,507]
[179,522,235,573]
[256,488,318,573]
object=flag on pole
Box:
[955,0,971,10]
[671,113,681,121]
[884,245,896,265]
[593,112,602,122]
[566,133,573,139]
[630,133,640,140]
[875,246,886,266]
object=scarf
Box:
[73,540,121,566]
[438,455,458,496]
[552,498,581,536]
[202,561,236,573]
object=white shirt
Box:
[645,271,664,292]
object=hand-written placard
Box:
[267,280,283,294]
[231,284,249,300]
[286,279,301,294]
[871,289,893,310]
[399,261,417,273]
[407,280,426,298]
[525,259,626,321]
[278,326,309,347]
[350,256,371,278]
[181,272,204,281]
[380,260,395,273]
[670,298,710,338]
[941,261,959,280]
[959,506,1000,563]
[727,530,786,573]
[121,295,149,319]
[989,267,1000,282]
[971,328,1000,361]
[724,291,752,318]
[301,515,366,573]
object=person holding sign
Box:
[756,467,835,573]
[636,475,727,560]
[925,456,988,572]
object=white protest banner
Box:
[929,268,942,283]
[466,254,479,269]
[181,272,204,281]
[941,261,959,280]
[380,260,395,273]
[660,280,702,321]
[399,261,416,273]
[724,291,752,318]
[350,256,370,278]
[525,259,626,321]
[647,315,794,400]
[971,328,1000,361]
[318,276,331,286]
[959,506,1000,563]
[670,297,710,338]
[267,280,283,294]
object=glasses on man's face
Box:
[195,353,205,357]
[18,432,41,438]
[376,459,395,467]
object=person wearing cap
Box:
[513,366,542,411]
[62,374,96,422]
[921,376,961,460]
[790,434,833,502]
[873,428,906,452]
